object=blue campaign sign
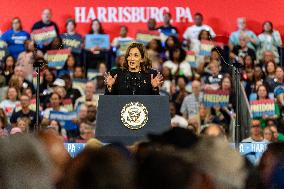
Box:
[64,142,269,162]
[85,34,110,49]
[64,143,86,158]
[231,142,268,165]
[49,111,78,130]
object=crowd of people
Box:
[0,128,284,189]
[0,8,283,143]
[0,11,282,139]
[0,6,283,189]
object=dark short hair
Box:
[194,12,203,19]
[65,18,76,28]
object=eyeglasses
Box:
[251,125,260,128]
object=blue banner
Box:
[64,142,269,164]
[49,111,78,130]
[85,34,110,49]
[64,143,86,158]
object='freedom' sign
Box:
[250,99,275,118]
[46,49,71,69]
[203,89,230,107]
[32,26,57,46]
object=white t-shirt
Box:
[183,24,216,40]
[163,60,192,77]
[0,100,20,118]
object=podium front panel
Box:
[95,95,170,145]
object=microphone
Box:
[125,72,142,95]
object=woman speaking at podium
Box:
[104,43,163,95]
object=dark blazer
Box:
[105,68,159,95]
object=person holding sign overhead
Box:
[104,43,163,95]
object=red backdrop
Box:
[1,0,284,42]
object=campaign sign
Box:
[61,34,83,54]
[63,142,269,162]
[186,50,196,68]
[46,49,71,69]
[85,34,110,49]
[64,143,86,158]
[49,111,78,130]
[199,40,224,56]
[203,89,230,107]
[136,30,160,45]
[250,99,275,118]
[116,39,133,56]
[32,26,57,46]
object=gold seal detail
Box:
[121,102,148,130]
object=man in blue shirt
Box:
[1,17,30,59]
[229,17,258,51]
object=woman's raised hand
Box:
[151,72,163,88]
[104,72,117,88]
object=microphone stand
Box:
[33,58,46,132]
[233,61,243,150]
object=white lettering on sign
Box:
[75,7,86,23]
[74,6,192,23]
[67,144,76,153]
[98,7,107,22]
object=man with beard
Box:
[86,105,96,128]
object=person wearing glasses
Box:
[242,119,268,143]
